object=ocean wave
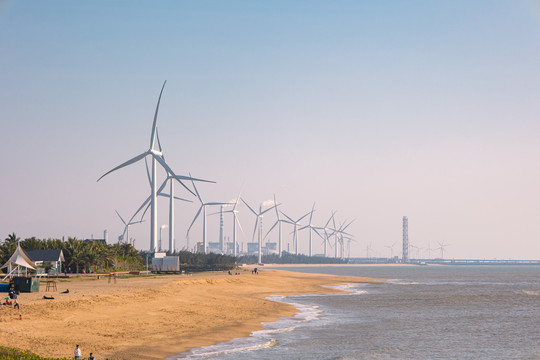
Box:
[320,283,370,295]
[521,290,540,296]
[387,279,420,285]
[170,338,277,359]
[170,296,322,359]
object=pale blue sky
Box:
[1,0,540,259]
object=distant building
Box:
[264,242,277,255]
[26,249,65,274]
[208,242,223,254]
[85,230,108,244]
[247,242,259,254]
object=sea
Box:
[169,265,540,360]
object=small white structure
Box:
[1,244,36,279]
[152,253,180,272]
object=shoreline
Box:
[0,269,385,359]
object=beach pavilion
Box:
[1,244,36,279]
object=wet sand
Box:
[0,269,384,359]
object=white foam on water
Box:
[169,296,323,359]
[324,283,370,295]
[387,279,420,285]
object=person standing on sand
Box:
[88,352,95,360]
[74,345,81,359]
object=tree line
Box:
[1,233,143,273]
[0,233,238,274]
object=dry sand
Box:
[0,269,384,359]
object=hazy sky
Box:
[1,0,540,260]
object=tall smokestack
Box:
[402,216,409,263]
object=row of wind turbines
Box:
[97,82,355,260]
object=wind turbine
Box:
[313,211,336,257]
[263,195,286,257]
[299,203,323,257]
[187,179,232,254]
[241,198,277,264]
[280,210,311,256]
[144,158,211,253]
[437,241,449,259]
[330,218,355,258]
[410,244,422,260]
[426,241,434,259]
[385,241,398,259]
[98,81,195,253]
[115,210,144,245]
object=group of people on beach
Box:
[74,344,95,359]
[3,289,20,309]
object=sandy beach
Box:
[0,269,384,359]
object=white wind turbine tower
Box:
[280,210,311,256]
[331,219,355,258]
[242,199,277,264]
[299,203,323,257]
[385,242,398,259]
[187,179,231,254]
[145,158,212,253]
[313,211,336,258]
[263,195,286,258]
[410,244,422,260]
[437,241,449,259]
[98,81,194,253]
[115,210,144,245]
[426,241,434,259]
[345,236,356,259]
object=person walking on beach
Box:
[74,345,81,359]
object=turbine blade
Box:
[150,80,167,150]
[189,173,203,203]
[280,211,294,223]
[264,221,278,240]
[260,204,277,215]
[232,191,242,211]
[154,155,196,196]
[115,210,127,226]
[187,206,203,235]
[157,178,168,194]
[156,127,163,155]
[241,198,258,216]
[312,227,324,240]
[309,202,316,224]
[235,214,245,235]
[144,157,152,187]
[297,211,311,223]
[273,194,280,219]
[175,175,215,183]
[140,202,151,222]
[127,196,151,225]
[97,151,149,182]
[251,218,259,242]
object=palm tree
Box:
[4,233,20,244]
